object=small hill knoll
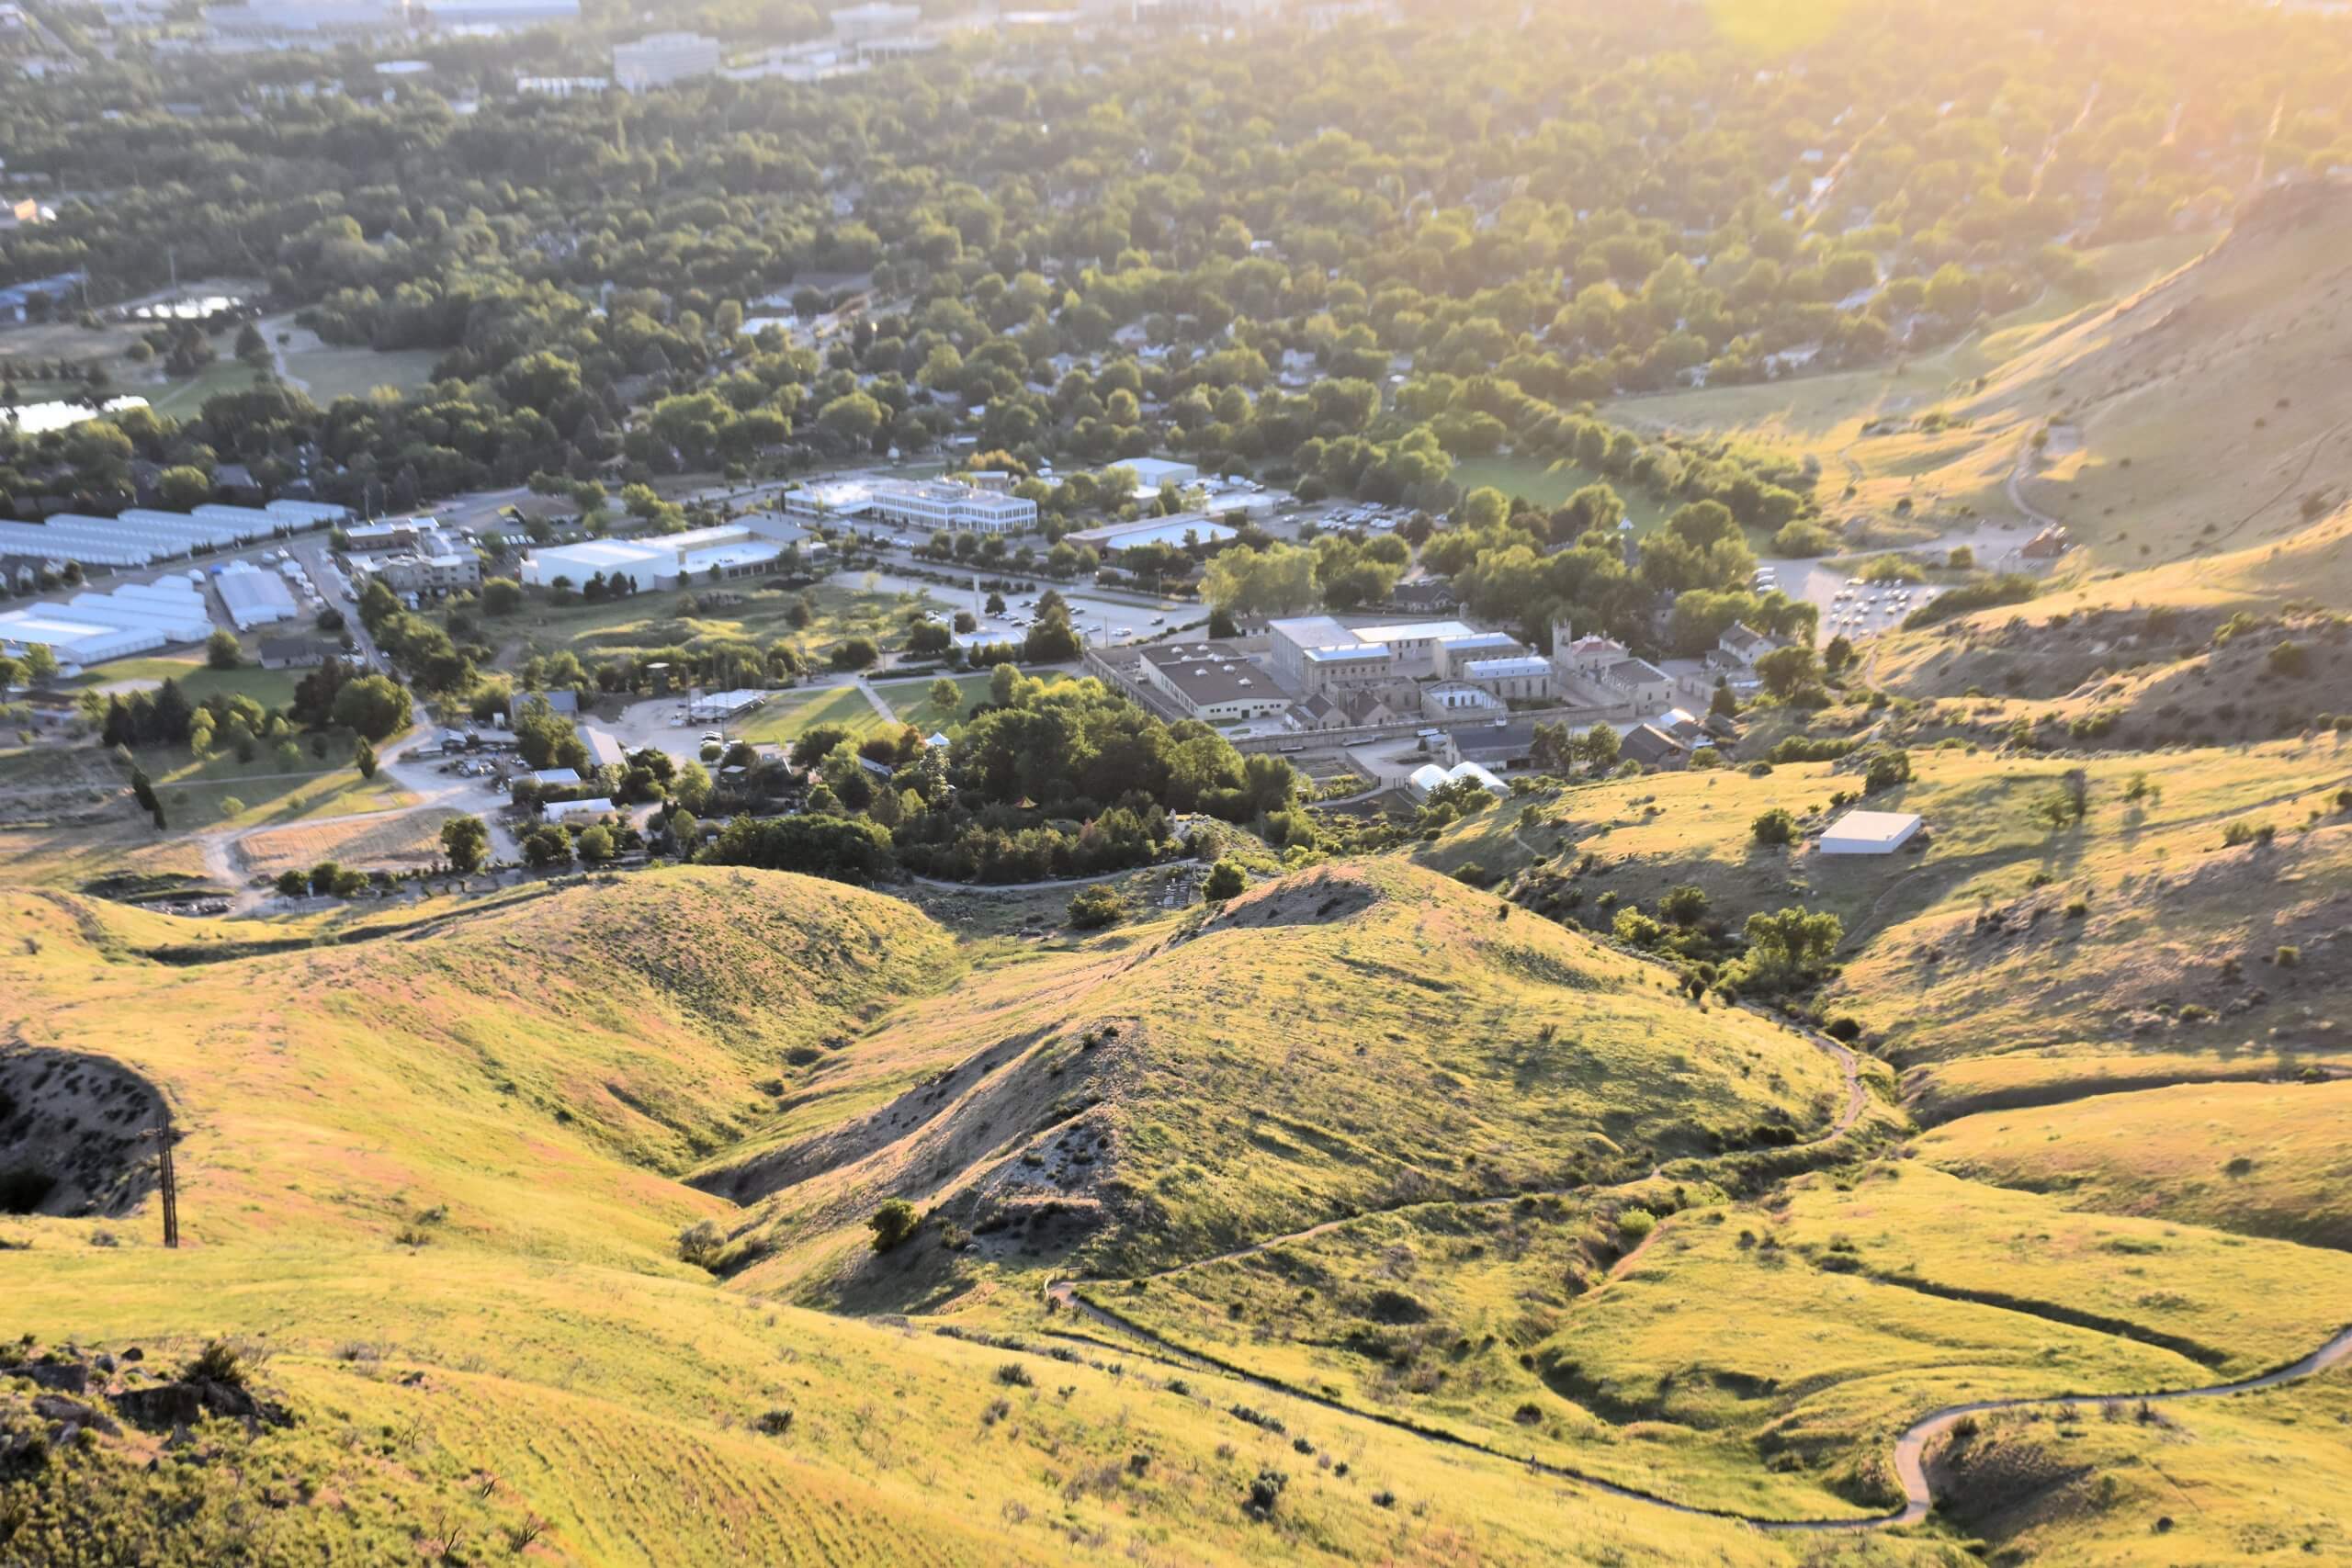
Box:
[0,868,956,1266]
[707,860,1851,1306]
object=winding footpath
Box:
[1040,1008,2352,1534]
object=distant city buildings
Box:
[612,31,719,92]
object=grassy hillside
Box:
[1923,1078,2352,1250]
[1415,738,2352,1072]
[0,871,1972,1567]
[706,860,1853,1306]
[0,869,956,1264]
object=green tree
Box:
[331,675,412,741]
[1755,646,1820,699]
[157,464,212,509]
[576,823,616,863]
[1203,858,1247,903]
[1736,907,1844,992]
[355,739,378,779]
[439,814,491,873]
[928,676,961,716]
[206,628,242,671]
[522,824,574,868]
[1751,807,1797,846]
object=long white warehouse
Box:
[0,579,212,668]
[215,561,300,630]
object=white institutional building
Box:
[782,478,1037,536]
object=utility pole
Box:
[156,1106,179,1249]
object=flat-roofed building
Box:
[1459,654,1553,700]
[1112,457,1199,494]
[520,524,781,592]
[1064,515,1236,556]
[1136,643,1289,723]
[1820,809,1924,855]
[782,478,1036,535]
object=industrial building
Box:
[0,497,320,570]
[1113,457,1200,495]
[215,562,300,631]
[1064,515,1236,556]
[613,30,720,90]
[519,523,783,593]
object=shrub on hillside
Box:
[1067,886,1128,930]
[677,1220,725,1269]
[1751,807,1798,847]
[1902,574,2038,629]
[867,1198,921,1253]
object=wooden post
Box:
[157,1108,179,1249]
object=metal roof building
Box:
[215,562,300,630]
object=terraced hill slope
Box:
[702,860,1853,1306]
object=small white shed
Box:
[1820,809,1923,855]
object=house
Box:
[1820,809,1924,854]
[1620,724,1687,769]
[1595,656,1676,714]
[577,725,627,770]
[511,689,579,720]
[257,637,333,670]
[1715,622,1779,670]
[2020,526,2072,561]
[1386,577,1455,615]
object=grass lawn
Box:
[473,582,942,672]
[729,682,889,746]
[873,671,998,731]
[142,360,266,419]
[1449,455,1675,533]
[73,654,305,711]
[282,344,442,401]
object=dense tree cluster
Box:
[9,1,2340,521]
